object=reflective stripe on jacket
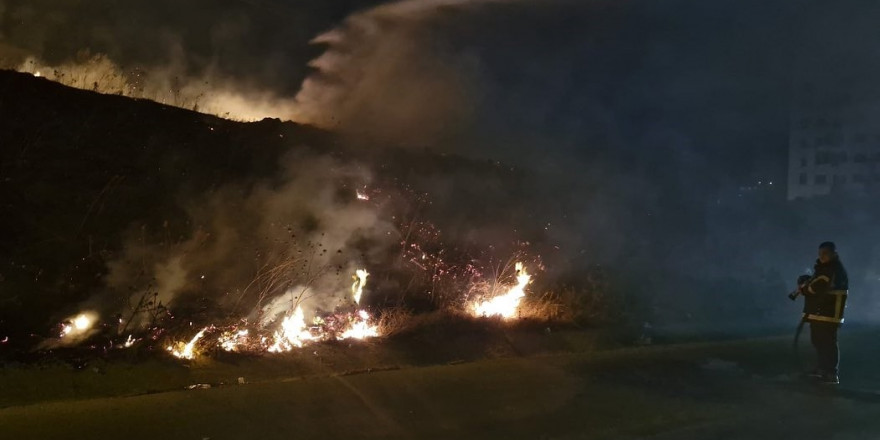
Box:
[803,259,849,324]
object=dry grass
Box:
[518,289,573,322]
[518,284,623,326]
[376,307,415,337]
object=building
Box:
[786,2,880,200]
[787,82,880,200]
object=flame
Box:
[352,269,369,305]
[167,327,208,360]
[356,190,370,201]
[158,268,381,359]
[218,329,249,352]
[267,307,316,352]
[472,263,531,319]
[339,310,380,340]
[123,334,135,348]
[60,312,97,338]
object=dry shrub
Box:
[518,289,574,322]
[376,307,415,337]
[519,284,622,326]
[378,309,497,341]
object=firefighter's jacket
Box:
[803,258,849,324]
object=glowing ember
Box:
[267,307,316,352]
[339,310,379,340]
[352,269,369,305]
[72,315,91,331]
[167,327,208,360]
[218,329,249,352]
[60,312,97,338]
[472,263,532,319]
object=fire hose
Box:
[788,274,812,371]
[792,316,807,370]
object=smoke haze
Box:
[97,153,398,330]
[3,0,880,339]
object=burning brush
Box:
[470,262,532,319]
[162,268,380,360]
[47,257,538,361]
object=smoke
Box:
[293,0,500,142]
[46,0,801,331]
[7,0,880,339]
[0,0,505,128]
[0,0,383,121]
[98,153,398,330]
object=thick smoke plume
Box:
[0,0,497,128]
[0,0,382,121]
[293,0,494,142]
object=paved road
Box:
[3,333,880,439]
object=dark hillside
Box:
[0,70,540,348]
[0,70,330,340]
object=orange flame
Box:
[472,263,531,319]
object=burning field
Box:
[0,68,613,367]
[0,0,643,365]
[47,258,539,362]
[18,145,556,362]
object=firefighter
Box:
[800,241,848,385]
